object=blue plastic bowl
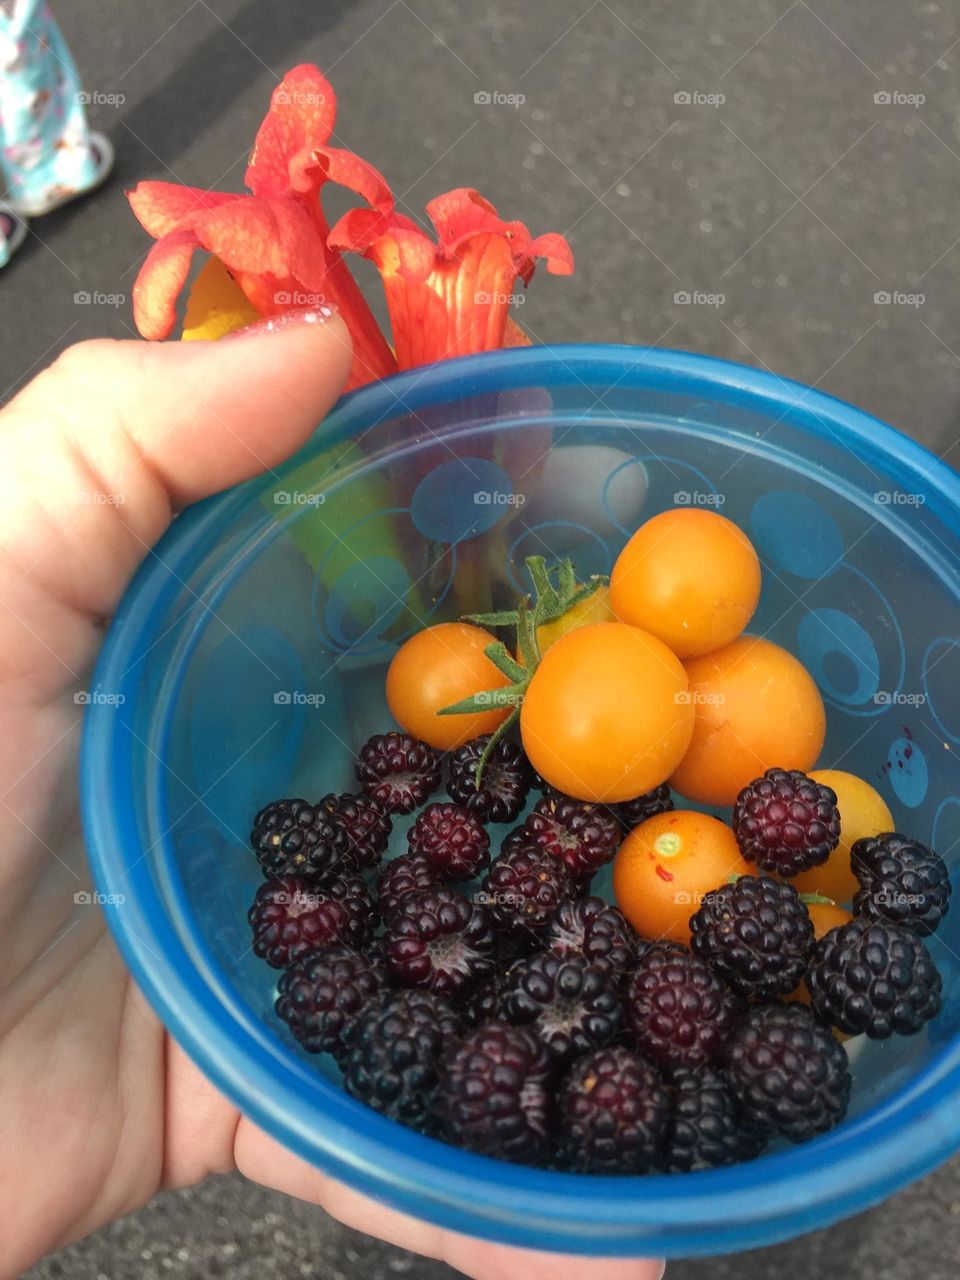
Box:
[81,344,960,1258]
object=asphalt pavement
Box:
[6,1,960,1277]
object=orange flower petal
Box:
[132,228,202,340]
[193,196,327,287]
[127,181,236,238]
[529,231,575,275]
[328,208,435,280]
[307,145,394,211]
[425,188,503,254]
[245,64,336,196]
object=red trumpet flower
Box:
[128,62,574,386]
[127,64,396,388]
[328,187,574,368]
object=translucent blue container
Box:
[81,344,960,1258]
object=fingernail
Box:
[225,303,339,339]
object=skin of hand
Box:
[0,312,665,1280]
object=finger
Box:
[0,308,351,697]
[233,1119,665,1280]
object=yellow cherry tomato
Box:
[669,635,826,807]
[613,809,753,944]
[533,583,615,657]
[519,622,696,803]
[386,622,510,751]
[610,509,762,659]
[791,770,894,904]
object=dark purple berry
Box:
[543,896,636,979]
[248,876,353,969]
[250,798,351,882]
[463,977,505,1026]
[659,1066,768,1172]
[356,732,441,814]
[616,784,674,832]
[852,832,951,937]
[439,1021,552,1163]
[377,852,439,924]
[478,845,575,940]
[446,734,533,824]
[407,802,490,881]
[806,918,942,1038]
[320,869,377,950]
[318,793,392,869]
[340,989,463,1132]
[500,951,622,1066]
[501,825,531,855]
[624,942,745,1070]
[383,887,497,996]
[559,1047,669,1173]
[521,793,621,881]
[275,945,384,1055]
[724,1003,851,1142]
[690,875,815,999]
[732,768,840,877]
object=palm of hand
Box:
[0,332,661,1280]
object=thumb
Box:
[0,308,352,695]
[5,305,352,510]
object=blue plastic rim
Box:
[81,344,960,1258]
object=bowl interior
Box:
[84,345,960,1255]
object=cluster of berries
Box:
[723,768,949,1039]
[245,740,949,1173]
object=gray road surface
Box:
[5,1,960,1277]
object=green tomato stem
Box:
[437,554,609,788]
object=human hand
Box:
[0,311,664,1280]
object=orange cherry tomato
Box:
[669,635,826,807]
[613,809,753,944]
[533,584,616,657]
[610,509,762,659]
[519,622,695,803]
[790,770,894,905]
[386,622,510,751]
